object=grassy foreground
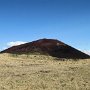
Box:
[0,53,90,90]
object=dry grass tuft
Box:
[0,53,90,90]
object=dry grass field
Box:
[0,53,90,90]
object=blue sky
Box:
[0,0,90,51]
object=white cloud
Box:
[78,49,90,55]
[83,50,90,55]
[7,41,27,47]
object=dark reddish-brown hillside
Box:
[1,38,90,59]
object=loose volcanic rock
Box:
[1,38,90,59]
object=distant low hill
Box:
[1,38,90,59]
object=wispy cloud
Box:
[0,41,27,51]
[7,41,27,47]
[83,50,90,55]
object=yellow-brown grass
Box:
[0,53,90,90]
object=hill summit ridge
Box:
[1,38,90,59]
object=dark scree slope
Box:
[1,38,90,59]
